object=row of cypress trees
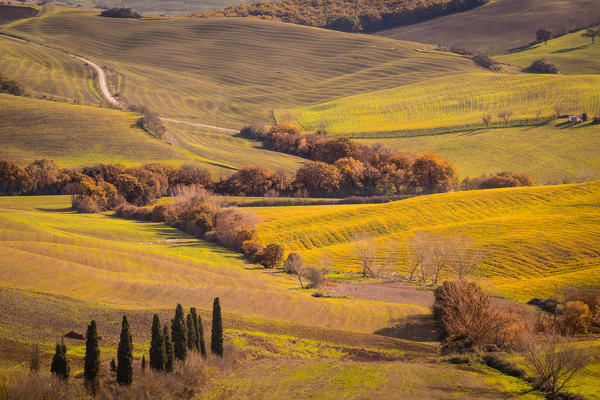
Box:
[150,298,223,372]
[50,298,224,391]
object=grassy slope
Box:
[3,8,483,127]
[0,195,429,334]
[356,123,600,184]
[48,0,262,14]
[254,182,600,301]
[0,35,106,106]
[277,73,600,135]
[0,93,197,166]
[375,0,600,55]
[0,94,304,172]
[201,359,543,400]
[496,29,600,75]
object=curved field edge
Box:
[254,182,600,301]
[0,195,428,334]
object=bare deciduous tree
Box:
[406,231,448,285]
[497,110,514,125]
[352,232,378,277]
[523,335,588,398]
[446,235,483,280]
[284,252,305,288]
[482,113,492,126]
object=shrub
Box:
[523,59,559,74]
[473,55,500,71]
[99,7,141,18]
[241,240,264,263]
[561,301,592,335]
[0,72,22,95]
[528,298,559,314]
[433,280,520,350]
[483,354,526,379]
[461,172,534,190]
[304,267,325,288]
[261,243,285,268]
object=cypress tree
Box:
[30,343,41,373]
[171,304,187,361]
[186,313,197,351]
[190,307,200,352]
[149,314,165,371]
[116,315,133,386]
[141,354,146,371]
[211,297,223,357]
[84,320,101,394]
[198,315,206,358]
[51,339,70,380]
[163,324,173,372]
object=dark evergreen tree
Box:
[198,314,207,358]
[110,358,117,377]
[211,297,223,357]
[163,324,174,372]
[141,354,146,371]
[171,304,187,361]
[50,339,70,380]
[84,320,101,393]
[149,314,165,371]
[190,307,200,352]
[116,315,133,385]
[186,313,197,351]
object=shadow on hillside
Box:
[374,314,439,342]
[552,45,588,53]
[35,207,74,213]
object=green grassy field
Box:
[375,0,600,55]
[0,94,304,173]
[0,35,106,106]
[276,72,600,135]
[356,123,600,184]
[496,29,600,75]
[201,359,543,400]
[2,7,483,127]
[255,182,600,301]
[0,195,429,334]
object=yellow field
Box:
[0,195,428,334]
[0,94,304,173]
[356,123,600,184]
[255,182,600,301]
[2,7,483,127]
[496,29,600,75]
[276,72,600,135]
[0,35,104,106]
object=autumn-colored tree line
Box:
[197,0,488,33]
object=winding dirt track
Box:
[0,32,237,132]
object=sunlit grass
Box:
[255,182,600,300]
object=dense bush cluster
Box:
[472,54,500,71]
[460,172,534,190]
[530,290,600,335]
[99,7,141,18]
[198,0,488,33]
[128,105,166,139]
[433,280,524,352]
[0,71,22,95]
[523,59,559,74]
[240,124,457,195]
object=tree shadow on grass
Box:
[35,207,74,213]
[552,45,588,53]
[374,314,439,342]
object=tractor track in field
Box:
[0,32,238,133]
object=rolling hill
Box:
[254,181,600,301]
[495,28,600,75]
[356,123,600,185]
[375,0,600,55]
[2,7,484,127]
[276,72,600,135]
